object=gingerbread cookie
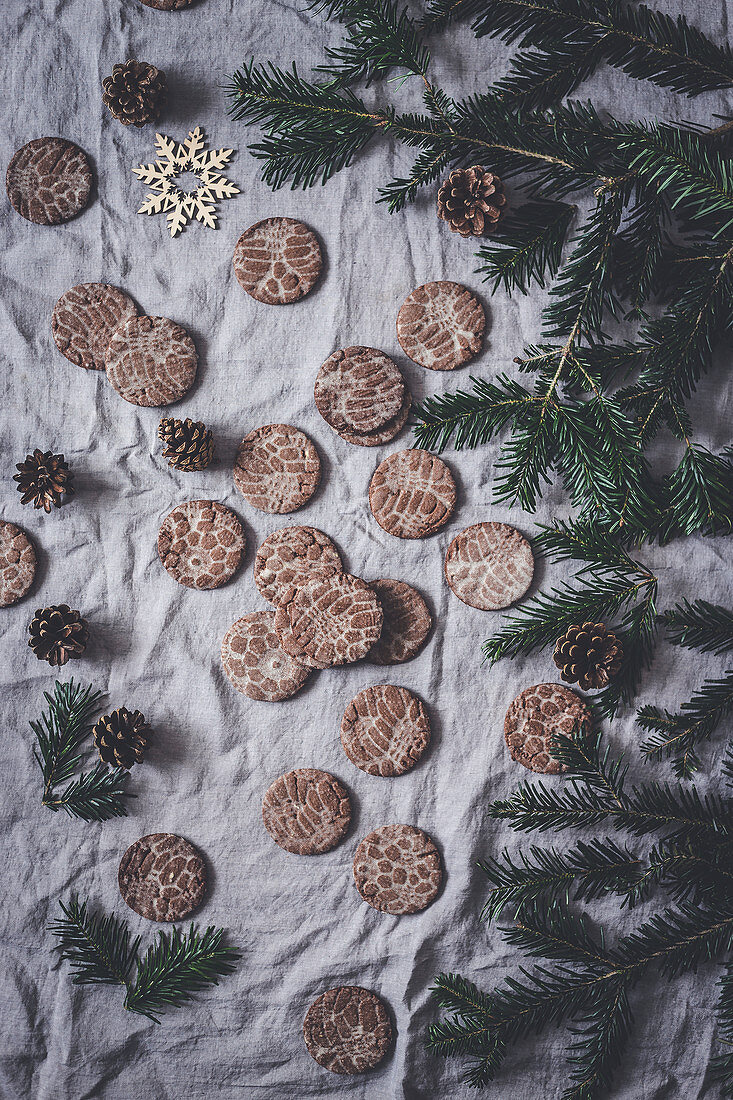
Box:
[341,685,430,777]
[254,526,342,606]
[233,424,320,514]
[0,522,36,608]
[118,833,206,922]
[369,449,456,539]
[158,500,245,589]
[139,0,194,7]
[353,824,442,915]
[233,217,322,305]
[262,768,351,855]
[6,137,92,225]
[221,611,311,702]
[504,683,592,775]
[304,986,392,1074]
[445,521,534,610]
[396,281,485,371]
[335,385,411,448]
[366,579,431,665]
[52,283,139,372]
[275,573,383,668]
[105,315,197,407]
[315,347,405,435]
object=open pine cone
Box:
[437,166,507,237]
[553,622,624,691]
[158,417,214,471]
[14,449,73,512]
[93,707,152,769]
[102,59,167,127]
[28,604,89,666]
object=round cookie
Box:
[336,385,411,448]
[105,315,197,407]
[118,833,206,922]
[233,217,322,305]
[315,347,405,435]
[353,824,442,915]
[254,526,342,606]
[139,0,194,7]
[221,611,311,702]
[341,684,430,777]
[233,424,321,514]
[158,500,245,590]
[0,522,36,608]
[367,579,431,665]
[275,573,383,668]
[504,683,592,775]
[445,521,534,611]
[52,283,139,372]
[369,449,456,539]
[6,137,92,225]
[304,986,392,1075]
[396,281,485,371]
[262,768,351,855]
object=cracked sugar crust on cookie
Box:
[233,424,321,514]
[341,684,431,777]
[6,137,92,225]
[353,824,442,915]
[366,579,432,665]
[233,217,322,305]
[396,280,485,371]
[369,448,456,539]
[0,522,36,608]
[304,986,392,1075]
[158,500,245,589]
[504,682,592,775]
[276,573,383,668]
[336,384,411,448]
[105,315,197,407]
[221,611,311,702]
[118,833,206,922]
[138,0,194,8]
[52,283,139,371]
[315,346,405,435]
[445,521,534,611]
[262,768,351,855]
[254,525,342,605]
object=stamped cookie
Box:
[341,685,430,777]
[139,0,194,8]
[6,137,92,225]
[504,683,592,775]
[366,579,431,665]
[254,526,342,606]
[275,573,383,668]
[105,315,197,407]
[445,521,534,610]
[336,385,411,448]
[369,449,456,539]
[0,522,36,608]
[233,217,322,305]
[233,424,321,514]
[304,986,392,1075]
[52,283,139,372]
[262,768,351,855]
[396,281,485,371]
[353,824,442,915]
[221,611,311,702]
[118,833,206,922]
[158,500,245,589]
[315,347,405,435]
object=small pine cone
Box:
[158,417,214,472]
[553,622,624,691]
[437,165,507,237]
[28,604,89,666]
[102,59,167,128]
[14,449,74,513]
[93,707,152,769]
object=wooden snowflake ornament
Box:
[132,127,240,237]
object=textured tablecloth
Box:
[1,0,731,1097]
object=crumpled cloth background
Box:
[1,0,731,1097]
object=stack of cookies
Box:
[314,346,411,448]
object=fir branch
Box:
[45,762,130,822]
[662,445,733,538]
[494,37,605,112]
[475,199,574,294]
[638,671,733,778]
[49,896,139,988]
[314,0,430,86]
[612,185,667,318]
[31,680,105,799]
[664,600,733,655]
[378,146,452,212]
[562,979,632,1100]
[711,957,733,1095]
[412,374,534,452]
[632,838,733,906]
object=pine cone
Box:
[102,59,167,128]
[158,417,214,471]
[93,707,152,769]
[28,604,89,666]
[13,449,74,512]
[553,622,624,691]
[437,166,507,237]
